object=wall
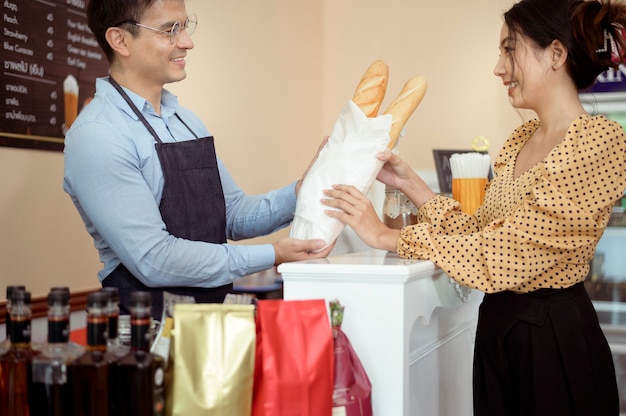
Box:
[0,0,521,300]
[318,0,520,169]
[0,148,100,295]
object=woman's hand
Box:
[322,184,400,252]
[376,151,436,208]
[376,150,414,189]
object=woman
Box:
[323,0,626,414]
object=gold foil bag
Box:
[166,303,256,415]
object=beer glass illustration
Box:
[63,75,79,130]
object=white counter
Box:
[278,250,483,416]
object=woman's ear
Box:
[105,27,131,58]
[550,39,568,70]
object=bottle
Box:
[110,291,165,416]
[1,285,26,354]
[0,289,40,416]
[48,286,83,357]
[101,287,129,358]
[29,289,85,415]
[69,291,118,416]
[383,185,418,229]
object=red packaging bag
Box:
[330,300,373,416]
[252,299,334,416]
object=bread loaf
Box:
[383,75,428,149]
[352,60,389,117]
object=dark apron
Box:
[103,77,232,320]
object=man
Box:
[63,0,331,319]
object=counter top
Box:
[279,249,436,280]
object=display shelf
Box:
[590,226,626,413]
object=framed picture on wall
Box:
[0,1,108,151]
[432,149,493,195]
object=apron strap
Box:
[108,76,200,142]
[108,77,163,143]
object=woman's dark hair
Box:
[87,0,157,62]
[504,0,626,90]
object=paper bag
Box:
[289,100,391,249]
[166,303,256,416]
[330,301,372,416]
[252,299,334,416]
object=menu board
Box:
[1,0,109,151]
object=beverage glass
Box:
[452,178,487,215]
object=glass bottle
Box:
[101,287,129,358]
[48,286,84,357]
[0,289,40,416]
[29,289,85,415]
[110,291,165,416]
[1,285,26,354]
[69,291,118,416]
[383,185,418,229]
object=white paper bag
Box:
[289,100,392,249]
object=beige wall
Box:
[0,0,521,299]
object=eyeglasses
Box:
[116,14,197,44]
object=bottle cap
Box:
[11,289,31,304]
[48,289,70,305]
[101,287,120,303]
[385,184,399,192]
[129,291,151,308]
[50,286,70,296]
[6,285,26,301]
[86,291,108,308]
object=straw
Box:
[450,153,491,179]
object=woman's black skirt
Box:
[473,282,619,416]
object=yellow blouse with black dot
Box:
[399,115,626,293]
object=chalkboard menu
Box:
[1,0,109,151]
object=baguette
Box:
[352,60,389,117]
[383,75,428,149]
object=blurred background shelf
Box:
[588,225,626,413]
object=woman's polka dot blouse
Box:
[398,115,626,293]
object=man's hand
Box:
[272,237,335,266]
